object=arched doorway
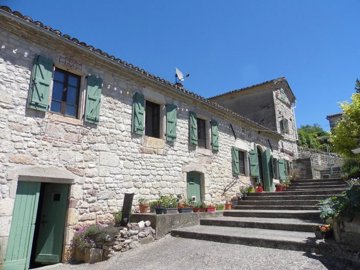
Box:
[186,171,204,205]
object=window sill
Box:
[47,112,83,126]
[142,136,165,149]
[196,147,212,156]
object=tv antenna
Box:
[175,67,190,86]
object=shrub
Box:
[113,211,122,226]
[73,224,118,251]
[342,159,360,179]
[320,184,360,221]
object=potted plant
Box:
[159,194,178,214]
[315,224,333,239]
[193,202,207,212]
[224,200,232,210]
[206,203,216,213]
[216,203,225,210]
[178,198,193,213]
[247,185,255,193]
[256,184,263,193]
[275,183,283,192]
[138,198,149,213]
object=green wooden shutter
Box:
[231,147,240,176]
[166,104,177,142]
[189,111,198,145]
[28,55,53,111]
[249,148,259,177]
[4,182,41,270]
[211,120,219,152]
[132,92,145,135]
[85,75,102,124]
[279,159,286,181]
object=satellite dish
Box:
[175,68,184,81]
[175,67,190,85]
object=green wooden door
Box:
[261,148,272,192]
[34,184,69,264]
[4,182,41,270]
[187,172,202,204]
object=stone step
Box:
[243,194,336,201]
[247,189,345,196]
[233,205,319,210]
[239,199,320,206]
[293,179,344,184]
[200,216,320,232]
[171,225,319,252]
[287,184,347,190]
[296,178,343,181]
[223,210,321,221]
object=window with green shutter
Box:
[166,104,177,142]
[189,111,198,145]
[85,75,102,124]
[132,92,145,135]
[28,55,53,111]
[211,120,219,152]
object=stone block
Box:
[8,154,35,165]
[99,152,119,167]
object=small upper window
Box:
[145,100,160,138]
[50,68,81,118]
[197,118,207,148]
[280,118,289,134]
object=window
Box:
[50,68,81,118]
[145,100,161,138]
[280,118,289,134]
[239,150,246,175]
[197,118,207,148]
[232,147,247,176]
[273,158,279,179]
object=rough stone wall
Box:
[295,147,343,179]
[273,91,298,159]
[0,25,282,263]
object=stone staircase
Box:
[172,178,348,251]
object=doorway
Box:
[4,182,69,270]
[186,171,203,205]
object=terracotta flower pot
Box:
[206,207,216,213]
[225,202,232,210]
[139,203,149,213]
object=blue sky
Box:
[3,0,359,131]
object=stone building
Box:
[326,113,342,130]
[210,77,298,176]
[0,7,297,269]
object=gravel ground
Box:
[46,236,357,270]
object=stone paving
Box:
[47,236,358,270]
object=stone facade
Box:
[0,7,297,267]
[209,78,298,160]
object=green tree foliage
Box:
[356,79,360,93]
[330,93,360,159]
[297,124,331,151]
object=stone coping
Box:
[131,211,223,239]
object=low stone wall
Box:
[295,147,343,179]
[73,221,155,264]
[131,211,223,239]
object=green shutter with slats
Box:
[166,104,177,142]
[28,55,53,111]
[189,111,198,145]
[132,92,145,135]
[232,147,240,176]
[249,147,259,177]
[85,75,102,124]
[211,120,219,152]
[279,159,286,181]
